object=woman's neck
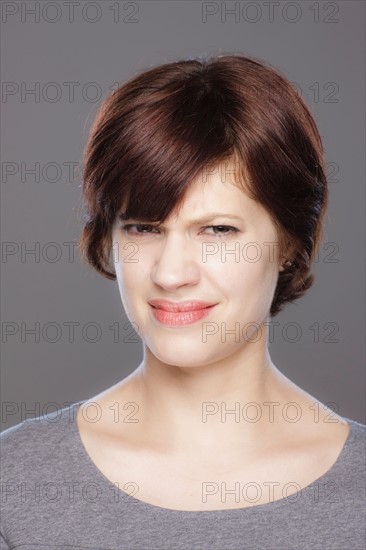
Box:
[113,344,306,460]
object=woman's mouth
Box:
[148,301,217,327]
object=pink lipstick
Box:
[148,300,217,327]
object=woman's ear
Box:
[279,258,293,272]
[279,240,296,272]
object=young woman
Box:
[1,53,365,550]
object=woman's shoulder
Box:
[342,416,366,455]
[0,401,83,475]
[346,416,366,432]
[330,415,366,484]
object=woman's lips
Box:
[148,300,217,312]
[149,303,217,327]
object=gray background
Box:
[1,0,365,429]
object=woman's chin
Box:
[146,342,233,369]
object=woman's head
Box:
[79,53,328,319]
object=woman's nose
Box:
[150,235,201,290]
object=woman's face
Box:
[111,158,283,367]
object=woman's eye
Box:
[121,224,158,235]
[204,225,239,236]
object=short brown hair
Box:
[78,53,328,317]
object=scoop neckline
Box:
[69,399,355,515]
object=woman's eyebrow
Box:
[118,212,244,223]
[191,213,244,224]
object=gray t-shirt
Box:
[0,399,365,550]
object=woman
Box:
[1,53,365,550]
